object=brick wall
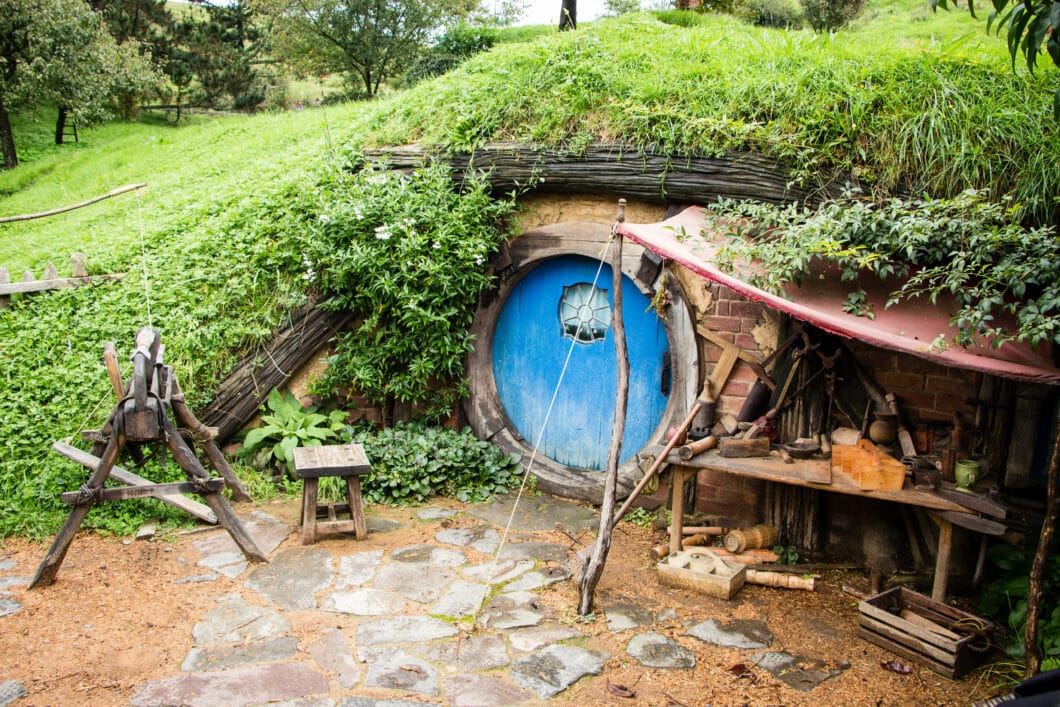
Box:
[692,283,775,524]
[699,283,776,418]
[845,340,979,424]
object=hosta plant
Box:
[239,388,348,478]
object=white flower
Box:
[318,214,330,224]
[375,225,392,240]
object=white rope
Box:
[135,187,152,329]
[473,232,617,617]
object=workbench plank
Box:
[654,447,970,514]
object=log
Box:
[694,547,779,564]
[650,533,712,560]
[676,435,717,461]
[0,183,145,223]
[718,437,770,458]
[364,142,842,207]
[746,569,815,591]
[200,304,354,443]
[681,526,728,536]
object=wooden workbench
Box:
[657,448,973,602]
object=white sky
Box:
[514,0,608,26]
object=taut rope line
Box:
[135,186,152,329]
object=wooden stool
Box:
[293,444,371,544]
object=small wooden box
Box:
[833,440,906,491]
[857,587,994,678]
[657,549,746,600]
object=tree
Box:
[88,0,173,119]
[560,0,577,29]
[183,1,270,109]
[0,0,157,168]
[932,0,1059,116]
[257,0,475,97]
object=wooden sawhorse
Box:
[294,444,371,544]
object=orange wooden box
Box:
[832,440,906,491]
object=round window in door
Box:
[492,254,670,470]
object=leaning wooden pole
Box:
[578,200,630,616]
[0,183,146,223]
[1025,423,1059,677]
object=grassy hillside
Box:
[357,6,1058,222]
[0,6,1056,537]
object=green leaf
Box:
[241,427,271,453]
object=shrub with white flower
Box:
[303,162,519,422]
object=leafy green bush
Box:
[712,189,1060,347]
[305,161,518,423]
[741,0,804,28]
[239,388,348,478]
[354,423,522,505]
[977,539,1060,664]
[800,0,865,31]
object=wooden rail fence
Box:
[0,253,123,309]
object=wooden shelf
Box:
[655,447,970,514]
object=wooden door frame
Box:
[465,221,699,503]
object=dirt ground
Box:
[0,496,1002,706]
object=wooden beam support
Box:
[51,442,217,523]
[61,479,224,504]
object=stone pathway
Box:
[0,494,846,705]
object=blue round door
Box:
[492,255,671,470]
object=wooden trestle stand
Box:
[29,327,267,589]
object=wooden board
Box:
[51,441,216,523]
[61,479,224,504]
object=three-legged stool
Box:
[293,444,371,544]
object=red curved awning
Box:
[618,206,1060,385]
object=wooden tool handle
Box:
[676,435,717,461]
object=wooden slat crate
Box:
[857,587,994,678]
[833,440,906,491]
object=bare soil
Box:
[0,496,1000,706]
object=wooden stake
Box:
[170,377,252,502]
[1025,423,1059,677]
[103,342,125,399]
[30,425,126,588]
[578,202,629,616]
[161,415,266,564]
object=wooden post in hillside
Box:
[578,200,629,615]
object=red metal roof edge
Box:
[617,207,1060,385]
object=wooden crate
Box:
[857,587,994,678]
[657,549,746,600]
[833,440,906,491]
